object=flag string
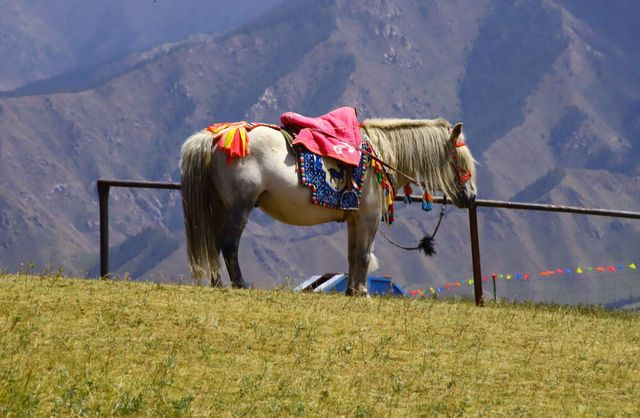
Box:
[409,262,638,296]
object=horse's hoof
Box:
[346,288,368,297]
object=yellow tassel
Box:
[223,129,235,148]
[239,128,247,156]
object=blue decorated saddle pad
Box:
[296,145,368,210]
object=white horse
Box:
[180,117,476,296]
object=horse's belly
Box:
[257,187,345,226]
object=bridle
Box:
[450,131,472,187]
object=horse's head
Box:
[444,123,477,208]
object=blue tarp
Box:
[295,274,408,297]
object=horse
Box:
[180,116,477,296]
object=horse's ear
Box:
[449,123,463,145]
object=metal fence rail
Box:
[97,179,640,306]
[97,180,181,280]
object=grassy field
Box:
[1,274,639,416]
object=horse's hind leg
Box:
[210,264,223,287]
[208,185,226,287]
[220,202,254,289]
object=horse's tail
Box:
[180,130,221,280]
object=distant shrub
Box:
[549,105,587,155]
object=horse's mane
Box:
[360,117,476,198]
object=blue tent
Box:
[295,274,408,297]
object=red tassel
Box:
[403,185,413,195]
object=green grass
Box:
[1,274,639,416]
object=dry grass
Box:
[1,273,639,416]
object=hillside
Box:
[0,0,639,304]
[1,274,639,415]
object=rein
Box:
[304,126,421,185]
[358,137,420,185]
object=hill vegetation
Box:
[1,274,638,416]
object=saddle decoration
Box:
[402,184,435,212]
[362,134,396,225]
[206,121,279,164]
[296,133,397,223]
[297,145,369,211]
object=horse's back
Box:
[247,126,294,164]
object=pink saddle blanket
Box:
[281,107,363,166]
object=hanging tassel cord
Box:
[377,200,447,256]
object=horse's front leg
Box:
[345,213,380,296]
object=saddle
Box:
[281,107,363,166]
[281,107,367,211]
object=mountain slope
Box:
[1,0,639,303]
[0,0,282,92]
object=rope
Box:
[377,200,447,252]
[377,227,422,250]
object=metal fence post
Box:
[97,181,110,278]
[468,203,483,306]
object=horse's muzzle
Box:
[454,183,476,208]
